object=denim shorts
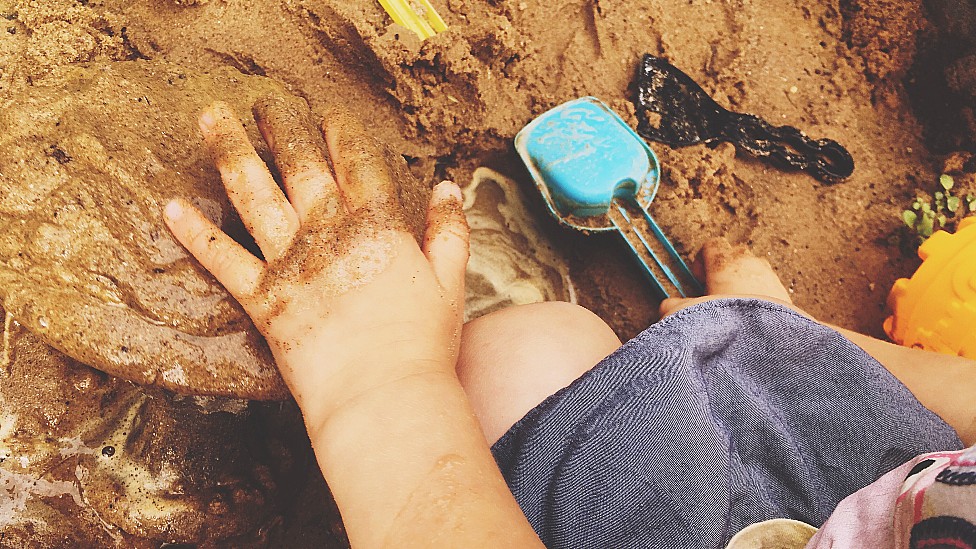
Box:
[490,298,962,548]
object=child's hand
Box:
[165,98,538,549]
[163,96,469,425]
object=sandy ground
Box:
[40,0,948,339]
[0,0,973,546]
[4,0,968,335]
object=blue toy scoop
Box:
[515,97,703,299]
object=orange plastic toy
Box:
[884,216,976,358]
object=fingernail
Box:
[432,181,462,203]
[164,199,183,221]
[199,109,217,134]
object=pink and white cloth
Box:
[807,443,976,548]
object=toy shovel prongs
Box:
[515,97,704,299]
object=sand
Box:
[0,0,973,546]
[5,0,970,334]
[0,306,312,546]
[0,60,294,400]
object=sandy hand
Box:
[164,96,469,421]
[659,238,804,317]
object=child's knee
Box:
[460,301,619,368]
[457,301,620,443]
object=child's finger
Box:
[200,102,299,261]
[253,95,341,222]
[164,199,263,300]
[323,108,399,215]
[422,181,469,300]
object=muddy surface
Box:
[4,0,968,337]
[0,60,292,399]
[0,306,323,547]
[0,0,973,546]
[57,0,964,338]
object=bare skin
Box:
[164,97,543,548]
[166,97,974,546]
[457,301,622,443]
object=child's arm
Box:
[164,97,543,548]
[661,238,976,446]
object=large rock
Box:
[0,60,296,399]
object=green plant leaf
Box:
[937,214,947,227]
[921,201,933,213]
[947,196,961,212]
[940,174,954,190]
[918,213,935,238]
[936,191,944,201]
[902,209,918,228]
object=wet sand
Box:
[4,0,968,336]
[0,0,973,546]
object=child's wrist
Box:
[299,364,462,448]
[276,345,458,431]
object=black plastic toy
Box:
[635,54,855,183]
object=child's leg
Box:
[457,301,621,444]
[664,238,976,445]
[456,238,783,445]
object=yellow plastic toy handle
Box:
[377,0,448,40]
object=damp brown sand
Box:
[89,0,963,337]
[5,0,966,337]
[0,60,291,399]
[0,0,973,546]
[0,306,323,546]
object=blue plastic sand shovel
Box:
[515,97,703,299]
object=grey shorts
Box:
[491,298,962,548]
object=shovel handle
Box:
[608,199,704,299]
[722,113,854,183]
